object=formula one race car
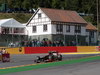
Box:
[34,51,62,63]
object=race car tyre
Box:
[34,56,41,63]
[58,54,62,61]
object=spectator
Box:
[52,41,56,46]
[1,48,7,54]
[37,40,41,47]
[59,40,64,46]
[13,38,65,47]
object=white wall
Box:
[94,32,97,43]
[63,25,74,35]
[27,8,86,37]
[81,26,86,36]
[27,9,52,36]
[86,31,97,43]
[51,24,56,34]
[51,24,86,35]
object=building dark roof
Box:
[40,8,87,24]
[86,22,97,30]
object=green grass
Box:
[0,56,100,75]
[0,13,32,23]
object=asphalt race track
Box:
[0,54,98,68]
[4,57,100,75]
[0,54,100,75]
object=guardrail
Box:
[0,46,100,54]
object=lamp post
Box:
[97,0,99,27]
[96,0,99,45]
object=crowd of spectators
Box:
[20,39,64,47]
[8,38,98,47]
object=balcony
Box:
[0,27,25,35]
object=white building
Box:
[0,8,97,46]
[26,8,97,46]
[0,18,26,46]
[26,8,87,45]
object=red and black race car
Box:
[34,51,62,63]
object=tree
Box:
[14,0,24,9]
[7,0,14,8]
[23,0,31,10]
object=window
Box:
[66,25,70,32]
[1,27,10,34]
[38,13,41,18]
[75,25,81,33]
[14,28,19,33]
[33,26,36,32]
[90,31,94,38]
[56,24,63,32]
[43,24,47,31]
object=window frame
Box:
[90,31,94,38]
[38,13,42,18]
[75,25,81,33]
[43,24,48,32]
[66,25,70,32]
[56,24,63,32]
[32,26,36,33]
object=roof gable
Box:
[27,8,51,26]
[26,9,39,26]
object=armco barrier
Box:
[77,46,98,52]
[1,46,99,54]
[98,46,100,51]
[24,46,77,54]
[6,47,25,54]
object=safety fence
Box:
[0,46,100,54]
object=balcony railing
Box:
[0,27,25,35]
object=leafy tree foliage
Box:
[0,0,99,24]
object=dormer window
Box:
[38,13,41,18]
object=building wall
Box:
[27,9,52,36]
[52,24,86,36]
[81,26,86,36]
[93,32,97,43]
[26,8,98,46]
[86,31,97,45]
[27,8,86,37]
